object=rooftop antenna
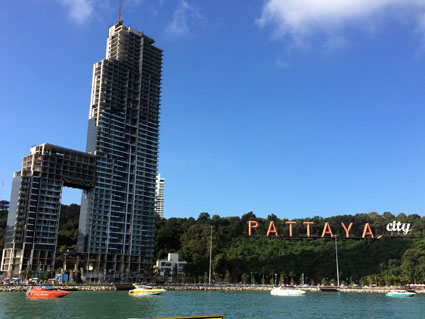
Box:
[118,0,123,25]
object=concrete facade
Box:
[78,21,162,279]
[1,144,96,276]
[155,253,187,282]
[155,174,165,218]
[1,20,162,280]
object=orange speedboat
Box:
[26,286,70,298]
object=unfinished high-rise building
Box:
[1,19,163,279]
[154,174,165,218]
[1,144,96,275]
[79,21,162,276]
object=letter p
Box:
[248,220,259,236]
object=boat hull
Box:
[26,287,69,298]
[271,287,305,296]
[128,288,166,296]
[386,291,416,297]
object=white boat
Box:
[128,284,166,296]
[386,290,416,297]
[271,286,305,296]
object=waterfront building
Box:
[1,144,96,275]
[79,19,162,278]
[1,18,163,279]
[155,253,187,282]
[155,174,165,218]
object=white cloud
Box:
[258,0,425,49]
[59,0,94,24]
[166,0,205,37]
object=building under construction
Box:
[1,19,163,280]
[1,144,96,275]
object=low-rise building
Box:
[155,253,186,282]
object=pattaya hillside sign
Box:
[248,220,411,239]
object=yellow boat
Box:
[128,284,166,296]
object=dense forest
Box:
[1,202,425,286]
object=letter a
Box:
[267,221,279,237]
[321,222,333,238]
[248,220,258,236]
[362,223,374,239]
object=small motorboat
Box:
[26,286,70,298]
[271,286,305,296]
[128,284,166,296]
[386,290,416,297]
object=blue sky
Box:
[1,0,425,219]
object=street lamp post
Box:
[335,234,340,287]
[64,250,69,271]
[208,225,213,285]
[27,260,30,282]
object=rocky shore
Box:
[162,285,425,294]
[0,284,423,294]
[0,284,116,292]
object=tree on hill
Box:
[1,203,424,284]
[57,204,80,251]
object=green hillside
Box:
[155,211,425,285]
[1,202,424,285]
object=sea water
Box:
[0,290,424,319]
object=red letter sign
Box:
[341,222,353,238]
[248,220,258,236]
[303,222,314,237]
[267,221,279,237]
[321,222,333,238]
[286,221,296,237]
[362,223,374,239]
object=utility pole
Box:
[64,250,69,271]
[335,234,340,287]
[26,260,30,282]
[209,225,213,285]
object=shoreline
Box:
[0,284,423,293]
[162,285,425,294]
